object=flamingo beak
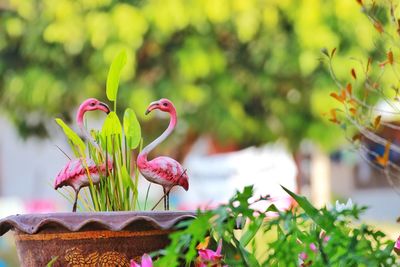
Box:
[99,102,111,114]
[145,101,159,115]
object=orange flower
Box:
[376,142,391,167]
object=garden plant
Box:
[0,0,399,266]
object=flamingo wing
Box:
[143,156,188,190]
[54,158,97,190]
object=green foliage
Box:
[281,185,335,232]
[55,118,86,156]
[123,108,141,150]
[106,50,127,104]
[156,185,265,267]
[155,186,398,266]
[46,256,58,267]
[57,52,143,211]
[325,1,400,190]
[101,112,122,138]
[0,0,379,150]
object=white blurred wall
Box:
[0,116,74,216]
[175,137,297,210]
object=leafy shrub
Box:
[154,186,398,266]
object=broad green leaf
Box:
[55,118,86,154]
[106,50,127,102]
[123,108,141,149]
[101,112,122,137]
[281,185,334,231]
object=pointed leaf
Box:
[123,108,141,150]
[266,204,279,212]
[101,112,122,137]
[351,68,357,79]
[388,51,394,65]
[46,256,59,267]
[239,218,263,247]
[328,109,340,124]
[321,47,329,57]
[330,48,337,58]
[55,118,86,154]
[366,57,372,73]
[281,185,334,231]
[374,115,381,130]
[121,165,135,190]
[373,20,384,33]
[106,50,127,101]
[346,83,352,95]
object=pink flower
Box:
[299,252,308,261]
[130,254,153,267]
[196,240,226,267]
[394,236,400,255]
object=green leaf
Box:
[239,217,263,247]
[121,164,135,190]
[101,112,122,137]
[281,185,334,231]
[46,256,58,267]
[321,47,329,57]
[106,50,127,102]
[55,118,86,155]
[266,204,279,212]
[123,108,141,149]
[232,238,260,267]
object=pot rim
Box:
[0,210,196,236]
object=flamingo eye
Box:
[162,102,168,107]
[90,102,96,106]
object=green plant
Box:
[324,0,400,191]
[153,186,398,266]
[56,51,143,211]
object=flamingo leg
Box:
[166,191,170,210]
[72,189,80,212]
[163,188,167,211]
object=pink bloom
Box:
[196,240,226,267]
[309,243,317,252]
[130,254,153,267]
[394,236,400,255]
[299,252,308,261]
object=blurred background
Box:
[0,0,398,265]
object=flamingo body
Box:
[137,155,189,191]
[54,158,112,191]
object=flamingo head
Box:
[76,98,110,125]
[145,98,175,115]
[80,98,110,114]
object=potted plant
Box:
[0,51,194,266]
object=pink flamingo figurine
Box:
[137,98,189,210]
[54,98,111,212]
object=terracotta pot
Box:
[0,211,195,266]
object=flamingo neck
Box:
[140,109,177,160]
[76,109,100,151]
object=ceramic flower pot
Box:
[0,211,195,267]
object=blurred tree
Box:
[0,0,379,152]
